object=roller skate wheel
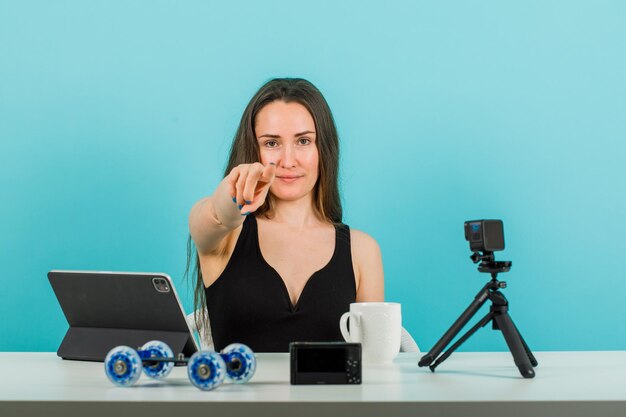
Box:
[140,340,174,379]
[187,351,226,391]
[104,346,142,387]
[221,343,256,383]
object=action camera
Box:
[464,220,505,253]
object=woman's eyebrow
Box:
[258,133,280,139]
[257,130,316,139]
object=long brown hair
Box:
[186,78,343,339]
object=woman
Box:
[188,78,384,352]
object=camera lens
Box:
[470,223,482,242]
[153,277,170,293]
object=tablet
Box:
[48,270,199,361]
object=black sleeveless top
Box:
[205,215,356,352]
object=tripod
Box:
[418,252,538,378]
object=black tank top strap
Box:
[335,222,352,256]
[229,214,257,262]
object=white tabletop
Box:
[1,351,625,417]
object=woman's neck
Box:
[266,194,322,228]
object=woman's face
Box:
[255,100,319,202]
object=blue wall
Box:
[1,0,625,352]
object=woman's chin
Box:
[270,188,312,202]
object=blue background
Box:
[1,0,625,352]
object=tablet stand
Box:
[58,327,197,362]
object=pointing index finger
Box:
[260,162,276,183]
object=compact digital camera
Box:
[289,342,361,385]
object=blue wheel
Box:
[140,340,174,379]
[187,351,226,391]
[221,343,256,383]
[104,346,142,387]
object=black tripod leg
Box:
[429,312,493,372]
[419,282,492,368]
[493,312,535,378]
[512,320,538,367]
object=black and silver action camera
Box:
[464,219,505,252]
[464,219,510,273]
[290,342,361,385]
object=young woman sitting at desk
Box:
[188,78,384,352]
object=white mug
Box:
[339,302,401,363]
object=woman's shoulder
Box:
[348,227,384,301]
[349,228,382,258]
[198,224,244,288]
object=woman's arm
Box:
[350,230,385,302]
[189,163,276,255]
[189,180,244,256]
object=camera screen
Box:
[297,347,346,373]
[484,220,504,251]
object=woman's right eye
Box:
[264,140,278,148]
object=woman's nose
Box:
[279,144,296,168]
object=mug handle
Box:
[339,312,359,342]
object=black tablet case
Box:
[48,271,198,362]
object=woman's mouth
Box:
[277,175,303,183]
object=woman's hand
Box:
[226,162,276,215]
[189,162,275,255]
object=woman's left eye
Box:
[298,138,311,145]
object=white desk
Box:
[1,351,625,417]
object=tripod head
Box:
[471,251,512,277]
